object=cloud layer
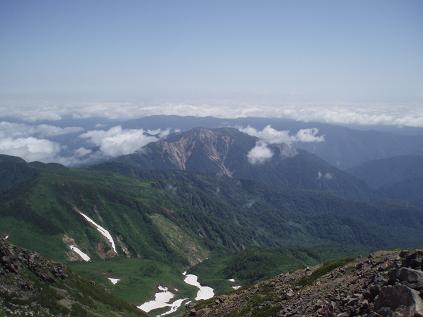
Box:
[0,121,83,138]
[1,103,422,127]
[0,121,83,162]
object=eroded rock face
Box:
[183,250,423,317]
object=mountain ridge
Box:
[98,127,374,201]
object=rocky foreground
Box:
[0,239,143,317]
[184,250,423,317]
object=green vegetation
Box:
[70,257,196,304]
[2,154,423,315]
[297,257,355,287]
[1,264,143,317]
[189,246,363,294]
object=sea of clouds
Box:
[0,102,421,165]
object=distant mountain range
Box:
[350,155,423,207]
[3,115,422,169]
[121,115,423,169]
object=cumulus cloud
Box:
[0,137,61,162]
[240,125,325,145]
[247,141,274,164]
[295,128,325,143]
[243,126,324,165]
[0,121,83,163]
[80,126,163,157]
[241,125,293,144]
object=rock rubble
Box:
[184,250,423,317]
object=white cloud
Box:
[0,121,83,138]
[0,137,61,162]
[80,126,162,157]
[74,147,92,157]
[247,141,274,164]
[295,128,325,143]
[242,126,323,165]
[1,103,423,127]
[240,125,294,145]
[147,128,171,138]
[240,125,325,145]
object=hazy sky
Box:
[1,0,422,105]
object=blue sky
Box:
[0,0,422,104]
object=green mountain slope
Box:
[2,153,423,315]
[350,155,423,207]
[349,155,423,188]
[0,239,144,317]
[2,154,423,264]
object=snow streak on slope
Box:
[69,245,91,262]
[76,209,117,253]
[108,278,120,285]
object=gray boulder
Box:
[375,285,423,316]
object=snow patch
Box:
[161,298,189,316]
[232,286,241,290]
[228,278,235,282]
[137,285,188,316]
[77,210,117,253]
[108,278,120,285]
[69,245,91,262]
[183,274,214,300]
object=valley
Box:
[1,125,423,316]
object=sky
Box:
[0,0,422,106]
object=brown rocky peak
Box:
[159,128,239,175]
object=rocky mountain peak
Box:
[153,127,251,175]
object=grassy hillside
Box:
[0,239,144,317]
[2,154,423,314]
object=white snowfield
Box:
[77,210,117,253]
[232,286,241,290]
[138,273,214,316]
[108,278,120,285]
[69,245,90,262]
[183,273,215,300]
[160,298,188,316]
[137,285,188,316]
